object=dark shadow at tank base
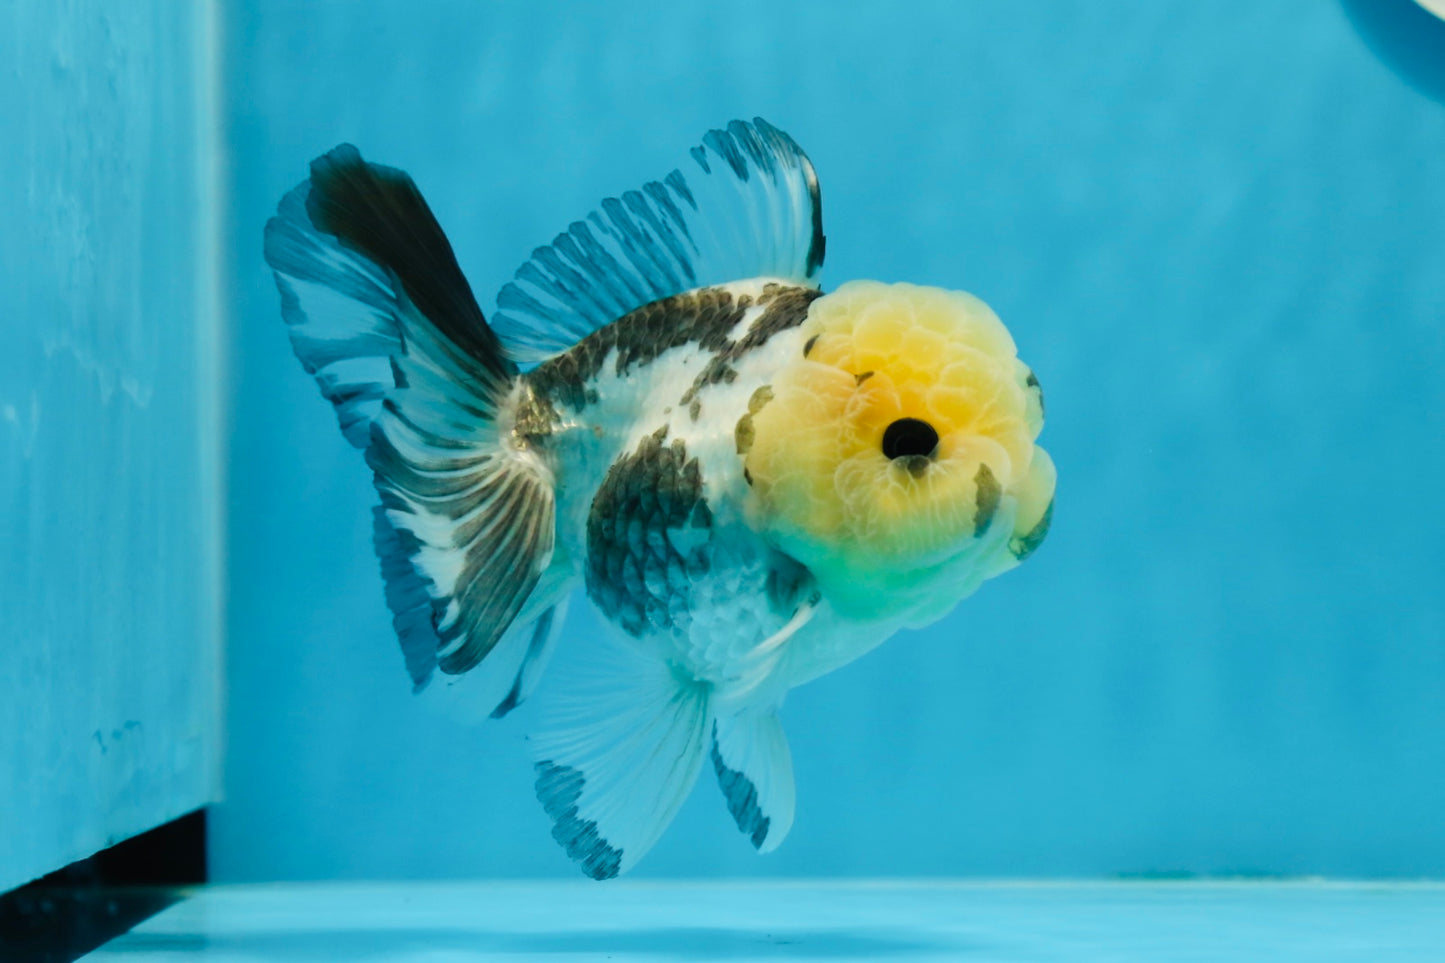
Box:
[104,926,973,959]
[0,811,205,963]
[1341,0,1445,104]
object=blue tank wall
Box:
[214,0,1445,879]
[0,2,223,890]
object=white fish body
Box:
[264,119,1054,878]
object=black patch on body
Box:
[1010,499,1053,560]
[303,144,514,393]
[586,429,711,638]
[679,285,821,406]
[734,413,755,454]
[526,283,820,417]
[1026,370,1045,419]
[973,463,1001,536]
[535,761,623,880]
[711,726,771,849]
[527,287,748,412]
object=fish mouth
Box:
[881,417,940,462]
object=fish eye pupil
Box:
[882,418,939,461]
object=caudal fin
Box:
[265,145,559,707]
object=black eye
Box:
[881,418,939,460]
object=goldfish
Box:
[264,118,1054,879]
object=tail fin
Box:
[265,145,557,704]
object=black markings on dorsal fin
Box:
[492,118,826,364]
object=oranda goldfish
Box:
[264,118,1054,879]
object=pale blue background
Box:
[214,0,1445,881]
[0,2,222,891]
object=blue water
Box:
[214,0,1445,882]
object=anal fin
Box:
[711,709,796,853]
[531,634,710,879]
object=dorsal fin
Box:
[491,117,826,363]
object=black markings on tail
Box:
[305,145,511,384]
[535,761,624,880]
[372,506,441,691]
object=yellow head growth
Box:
[743,280,1055,622]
